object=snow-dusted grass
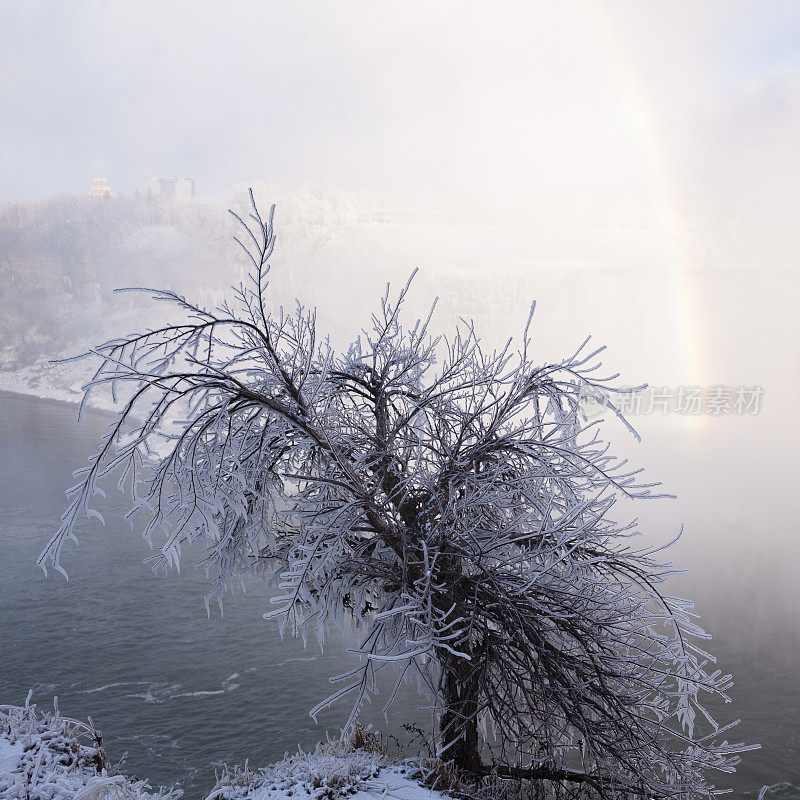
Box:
[204,739,453,800]
[206,744,446,800]
[1,699,452,800]
[0,697,180,800]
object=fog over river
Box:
[1,389,798,798]
[3,6,800,798]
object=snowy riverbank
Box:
[1,700,451,800]
[0,359,106,410]
[0,699,179,799]
[204,743,452,800]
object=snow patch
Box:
[0,699,180,800]
[0,737,24,773]
[0,358,102,409]
[204,743,451,800]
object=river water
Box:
[1,392,798,798]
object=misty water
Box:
[0,392,431,797]
[1,391,798,798]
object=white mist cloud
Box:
[2,2,798,401]
[0,4,771,214]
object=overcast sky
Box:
[3,1,800,229]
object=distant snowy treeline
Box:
[0,186,452,372]
[1,184,787,407]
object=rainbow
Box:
[588,5,706,391]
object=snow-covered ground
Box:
[205,744,452,800]
[0,736,24,775]
[0,699,180,799]
[1,701,451,800]
[0,358,105,409]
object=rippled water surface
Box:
[0,393,429,797]
[1,392,798,798]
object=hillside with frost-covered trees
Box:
[2,186,790,415]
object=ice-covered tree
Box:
[40,193,753,797]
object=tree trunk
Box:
[440,654,482,775]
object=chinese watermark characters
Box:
[579,385,764,417]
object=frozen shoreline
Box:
[0,700,180,799]
[0,700,449,800]
[4,703,794,800]
[0,359,119,414]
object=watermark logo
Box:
[578,384,764,417]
